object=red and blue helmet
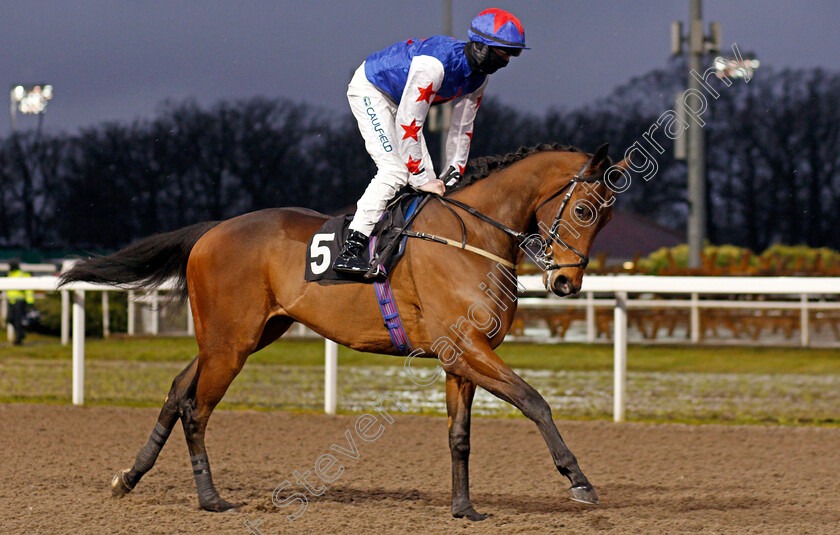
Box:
[467,8,529,50]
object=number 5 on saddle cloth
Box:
[305,189,424,285]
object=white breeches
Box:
[346,64,433,235]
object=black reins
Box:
[437,196,528,243]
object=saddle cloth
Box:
[305,190,423,284]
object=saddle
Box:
[305,189,424,285]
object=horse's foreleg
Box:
[112,356,199,497]
[445,373,486,521]
[454,345,599,505]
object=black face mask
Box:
[464,41,510,75]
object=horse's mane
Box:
[452,143,586,192]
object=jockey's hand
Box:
[439,166,462,187]
[417,179,446,196]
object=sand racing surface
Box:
[1,404,838,534]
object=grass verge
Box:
[5,334,840,375]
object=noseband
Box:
[532,156,605,271]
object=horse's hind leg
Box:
[180,352,250,511]
[111,356,199,497]
[183,316,295,512]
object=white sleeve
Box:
[445,78,487,175]
[395,55,445,186]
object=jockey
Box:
[332,8,528,274]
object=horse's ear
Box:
[590,143,610,171]
[614,157,629,170]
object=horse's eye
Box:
[575,205,587,218]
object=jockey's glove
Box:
[440,166,463,187]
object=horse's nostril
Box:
[554,274,571,292]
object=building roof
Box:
[591,210,685,263]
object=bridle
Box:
[531,154,605,271]
[432,148,607,272]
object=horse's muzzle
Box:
[543,270,580,297]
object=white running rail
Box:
[3,275,840,421]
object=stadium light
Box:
[714,55,760,79]
[9,83,54,132]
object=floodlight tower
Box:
[428,0,453,173]
[441,0,452,168]
[9,83,54,249]
[671,1,720,268]
[10,83,54,135]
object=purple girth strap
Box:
[369,236,413,355]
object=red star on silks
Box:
[400,119,421,141]
[483,8,525,34]
[466,131,473,142]
[406,39,414,44]
[475,95,483,109]
[416,82,435,103]
[405,155,423,174]
[458,164,465,174]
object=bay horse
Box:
[60,143,623,521]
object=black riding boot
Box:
[332,230,370,274]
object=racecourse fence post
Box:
[613,291,628,422]
[690,292,700,343]
[186,297,195,336]
[61,290,70,345]
[151,290,160,335]
[586,291,596,343]
[127,290,135,336]
[72,290,86,405]
[800,294,809,347]
[325,339,338,414]
[102,291,110,338]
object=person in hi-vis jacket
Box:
[6,259,34,345]
[332,8,528,274]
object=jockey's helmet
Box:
[467,8,528,51]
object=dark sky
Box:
[3,0,839,137]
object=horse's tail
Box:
[58,221,220,302]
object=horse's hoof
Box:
[110,469,134,498]
[452,507,489,521]
[200,498,244,513]
[569,484,599,505]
